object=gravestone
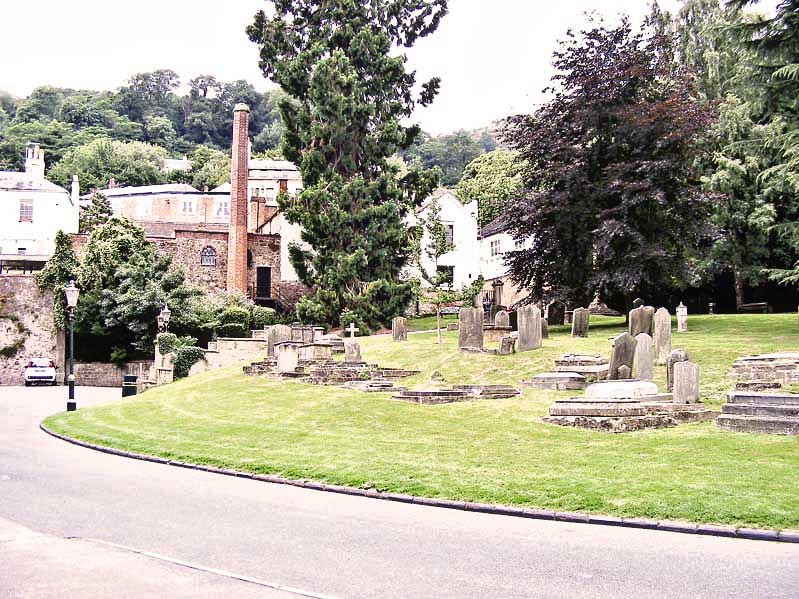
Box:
[608,332,637,380]
[290,324,315,343]
[494,310,510,328]
[446,322,459,331]
[517,304,542,351]
[617,365,632,380]
[541,318,549,339]
[392,316,407,342]
[277,343,299,374]
[345,322,360,338]
[499,336,516,355]
[571,307,590,337]
[312,326,326,342]
[633,297,645,308]
[299,343,332,361]
[666,349,690,392]
[546,300,565,326]
[673,361,700,404]
[344,339,364,364]
[268,324,292,357]
[676,302,688,332]
[458,307,484,351]
[653,308,671,365]
[629,306,654,337]
[633,333,654,380]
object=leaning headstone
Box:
[277,343,299,374]
[494,310,510,328]
[392,316,407,342]
[499,335,516,355]
[546,300,565,326]
[633,333,654,380]
[608,332,637,380]
[676,302,688,332]
[666,349,690,392]
[653,308,671,365]
[344,339,364,364]
[517,304,542,351]
[458,307,484,351]
[673,361,700,404]
[268,324,292,357]
[541,318,549,339]
[629,306,654,337]
[571,307,590,338]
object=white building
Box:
[0,144,79,272]
[407,188,480,290]
[478,214,531,308]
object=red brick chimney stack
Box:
[227,103,250,294]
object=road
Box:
[1,386,798,599]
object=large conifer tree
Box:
[247,0,446,327]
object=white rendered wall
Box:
[0,189,78,257]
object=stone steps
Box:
[717,390,799,435]
[722,403,799,417]
[716,414,799,435]
[725,392,799,406]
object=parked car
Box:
[23,358,57,386]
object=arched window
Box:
[200,246,217,266]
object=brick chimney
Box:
[226,103,250,294]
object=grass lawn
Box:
[45,314,799,530]
[406,313,458,332]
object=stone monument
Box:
[494,310,510,328]
[571,307,590,337]
[546,300,565,326]
[277,342,299,374]
[268,324,292,357]
[653,307,671,365]
[629,306,654,337]
[517,304,542,351]
[676,302,688,332]
[673,361,699,404]
[392,316,407,342]
[633,333,654,380]
[666,349,690,392]
[608,332,637,380]
[458,307,484,351]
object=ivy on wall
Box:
[0,293,30,358]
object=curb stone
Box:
[39,423,798,545]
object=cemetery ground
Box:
[44,314,798,531]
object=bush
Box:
[157,332,179,355]
[340,308,370,336]
[216,323,249,338]
[250,305,277,329]
[219,306,250,328]
[173,346,206,378]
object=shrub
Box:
[157,332,179,355]
[173,346,206,378]
[250,305,277,329]
[216,323,249,338]
[219,306,250,328]
[340,308,370,336]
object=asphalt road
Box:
[2,386,798,599]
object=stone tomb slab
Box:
[523,372,587,391]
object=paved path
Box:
[2,386,798,598]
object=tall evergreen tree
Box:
[36,230,80,330]
[79,192,113,234]
[247,0,447,327]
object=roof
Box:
[81,183,202,199]
[141,221,230,238]
[480,214,512,238]
[249,159,299,171]
[415,188,462,214]
[0,172,69,194]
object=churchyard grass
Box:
[406,314,458,332]
[45,314,799,530]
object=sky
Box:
[0,0,775,135]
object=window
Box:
[17,247,26,256]
[19,199,33,222]
[436,265,454,286]
[180,198,195,215]
[200,246,217,266]
[515,239,524,251]
[445,224,454,246]
[490,239,501,257]
[214,199,230,217]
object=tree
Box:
[247,0,447,327]
[455,149,523,227]
[36,230,80,330]
[499,17,716,308]
[79,192,113,234]
[401,129,488,186]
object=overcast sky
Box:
[1,1,774,135]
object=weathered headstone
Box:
[268,324,292,357]
[653,308,671,365]
[290,324,315,343]
[458,307,484,350]
[446,322,459,331]
[392,316,407,342]
[629,306,654,337]
[312,326,326,342]
[608,332,637,380]
[494,310,510,328]
[676,302,688,332]
[673,361,700,404]
[633,333,654,380]
[277,342,299,374]
[617,365,632,380]
[666,349,690,392]
[546,300,565,326]
[571,307,590,338]
[499,335,516,355]
[517,304,542,351]
[541,318,549,339]
[344,339,364,364]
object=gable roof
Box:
[0,171,68,194]
[415,188,467,215]
[480,214,512,238]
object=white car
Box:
[23,358,57,386]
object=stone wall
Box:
[72,360,153,387]
[0,275,58,386]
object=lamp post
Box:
[157,304,171,334]
[63,280,80,412]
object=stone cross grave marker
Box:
[666,349,690,392]
[392,316,407,342]
[633,333,654,380]
[517,304,542,351]
[345,322,360,338]
[546,300,565,326]
[673,361,700,404]
[571,307,590,338]
[653,308,671,365]
[458,307,484,351]
[676,302,688,332]
[608,331,637,380]
[494,310,510,328]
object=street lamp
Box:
[63,280,80,412]
[157,304,171,333]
